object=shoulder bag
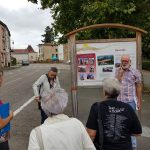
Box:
[94,102,104,150]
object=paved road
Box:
[0,64,150,150]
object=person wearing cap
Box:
[115,54,142,150]
[32,67,60,124]
[28,88,96,150]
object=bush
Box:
[11,57,17,66]
[142,60,150,71]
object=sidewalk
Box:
[3,65,21,71]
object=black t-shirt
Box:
[86,99,142,150]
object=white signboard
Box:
[76,41,136,86]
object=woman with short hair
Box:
[86,77,142,150]
[28,88,96,150]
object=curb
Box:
[3,66,21,71]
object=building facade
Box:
[0,20,11,68]
[27,45,38,62]
[12,49,29,63]
[39,43,58,61]
[12,45,38,63]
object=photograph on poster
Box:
[115,63,121,68]
[97,55,114,66]
[84,58,89,65]
[89,58,95,65]
[102,67,113,72]
[89,66,94,72]
[87,73,95,79]
[78,58,84,65]
[80,74,85,80]
[78,66,86,72]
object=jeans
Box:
[40,108,48,124]
[128,101,137,148]
[38,102,48,124]
[0,141,9,150]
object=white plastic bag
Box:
[41,88,68,116]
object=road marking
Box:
[14,96,35,116]
[5,78,22,85]
[142,126,150,138]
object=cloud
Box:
[0,3,53,52]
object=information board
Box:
[76,41,136,86]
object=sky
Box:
[0,0,53,52]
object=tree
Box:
[29,0,150,58]
[42,26,55,43]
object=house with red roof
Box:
[27,45,38,63]
[12,45,38,63]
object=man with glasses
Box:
[115,54,142,150]
[33,67,60,124]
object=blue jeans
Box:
[128,101,137,148]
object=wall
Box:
[0,22,11,67]
[57,44,64,61]
[39,44,58,61]
[28,53,38,62]
[12,54,29,63]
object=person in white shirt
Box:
[32,67,60,124]
[28,88,96,150]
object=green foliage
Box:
[142,59,150,71]
[42,26,55,43]
[28,0,150,58]
[11,57,17,66]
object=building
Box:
[27,45,38,63]
[12,49,29,63]
[39,43,58,62]
[12,45,38,63]
[0,20,11,68]
[57,44,64,61]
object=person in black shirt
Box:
[86,77,142,150]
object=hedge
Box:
[142,61,150,71]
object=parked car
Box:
[66,60,71,64]
[22,60,30,66]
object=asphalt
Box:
[1,64,150,150]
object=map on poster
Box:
[76,41,136,86]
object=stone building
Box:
[39,43,58,62]
[0,20,11,68]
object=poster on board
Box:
[76,41,136,86]
[77,53,96,82]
